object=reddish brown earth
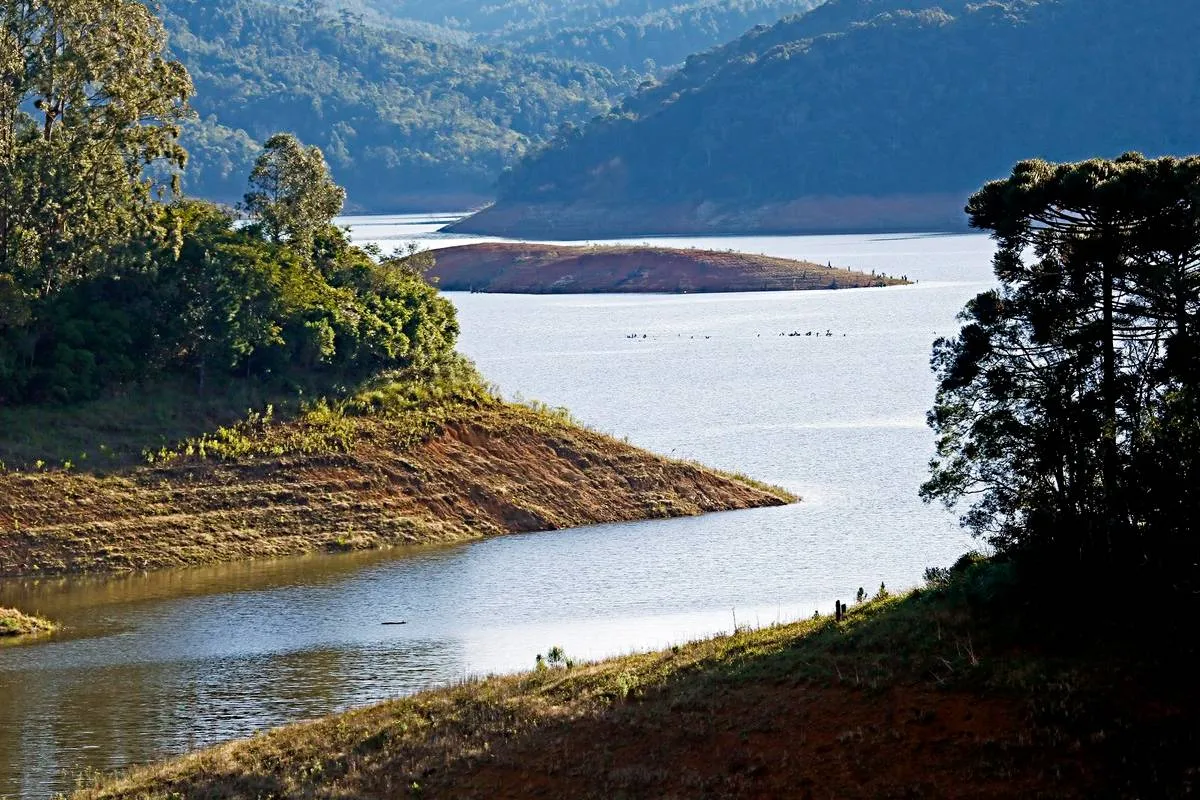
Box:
[445,685,1061,799]
[427,242,907,293]
[0,403,787,578]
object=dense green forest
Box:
[162,0,637,208]
[166,0,849,208]
[1,0,459,405]
[495,0,1200,211]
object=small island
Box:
[0,607,57,638]
[425,242,909,294]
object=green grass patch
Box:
[699,465,798,503]
[0,607,57,638]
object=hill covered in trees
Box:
[452,0,1200,236]
[477,0,825,74]
[166,0,849,209]
[162,0,637,209]
[306,0,823,72]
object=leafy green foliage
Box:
[0,195,460,404]
[244,133,346,253]
[923,154,1200,594]
[497,0,1200,209]
[0,0,192,299]
[0,3,464,405]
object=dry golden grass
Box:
[0,606,56,637]
[0,392,792,578]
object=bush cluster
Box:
[0,202,457,404]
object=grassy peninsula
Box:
[72,559,1199,798]
[426,242,909,293]
[0,369,790,579]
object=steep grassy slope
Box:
[0,398,789,578]
[72,564,1200,798]
[455,0,1200,236]
[426,243,909,292]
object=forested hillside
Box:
[343,0,822,72]
[617,0,977,117]
[457,0,1200,236]
[487,0,824,73]
[162,0,636,209]
[163,0,867,210]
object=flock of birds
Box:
[782,329,843,338]
[624,329,847,340]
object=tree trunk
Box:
[1100,244,1121,563]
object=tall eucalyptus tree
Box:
[0,0,193,301]
[243,133,345,261]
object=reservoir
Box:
[1,219,996,799]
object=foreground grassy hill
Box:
[0,374,788,579]
[426,243,909,293]
[72,561,1199,798]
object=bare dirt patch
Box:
[0,403,788,578]
[427,242,907,293]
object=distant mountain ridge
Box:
[328,0,824,72]
[165,0,841,211]
[163,0,636,210]
[490,0,825,73]
[451,0,1200,237]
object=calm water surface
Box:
[0,216,997,798]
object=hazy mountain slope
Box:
[450,0,1200,236]
[496,0,825,73]
[288,0,824,72]
[620,0,977,116]
[163,0,635,210]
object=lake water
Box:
[0,215,998,799]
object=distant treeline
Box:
[321,0,822,71]
[484,0,824,73]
